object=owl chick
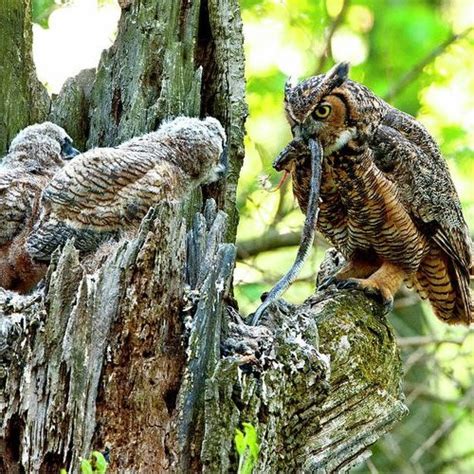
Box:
[0,122,79,293]
[276,63,472,325]
[27,116,227,260]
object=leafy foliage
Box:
[235,423,260,474]
[80,451,108,474]
[32,0,65,28]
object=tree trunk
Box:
[0,0,50,155]
[0,1,407,472]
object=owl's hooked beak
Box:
[61,141,80,160]
[209,145,228,182]
[63,147,80,160]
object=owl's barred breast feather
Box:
[281,63,472,325]
[27,116,226,261]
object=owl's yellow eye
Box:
[312,104,332,119]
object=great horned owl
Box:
[0,122,79,293]
[27,116,227,260]
[275,63,472,325]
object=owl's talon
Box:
[335,278,394,313]
[318,276,336,291]
[362,286,394,313]
[335,279,359,290]
[381,297,394,314]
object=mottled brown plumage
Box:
[27,116,227,260]
[0,122,79,293]
[279,63,472,325]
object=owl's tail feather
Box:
[413,248,473,325]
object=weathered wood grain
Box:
[0,0,50,155]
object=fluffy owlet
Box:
[0,122,79,293]
[27,116,227,260]
[276,63,472,325]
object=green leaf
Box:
[80,460,93,474]
[234,428,246,455]
[242,423,259,460]
[90,451,108,473]
[235,423,260,474]
[32,0,63,28]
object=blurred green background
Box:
[236,0,474,312]
[236,2,474,472]
[32,0,474,472]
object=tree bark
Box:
[0,1,407,472]
[0,0,50,155]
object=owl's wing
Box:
[0,171,36,246]
[373,120,472,320]
[373,120,471,271]
[27,148,182,259]
[42,148,180,230]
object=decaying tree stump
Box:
[0,201,407,472]
[201,253,408,472]
[0,200,228,472]
[0,0,407,472]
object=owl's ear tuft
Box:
[284,76,298,99]
[327,62,350,86]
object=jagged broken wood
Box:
[0,201,407,472]
[206,283,408,472]
[0,200,227,472]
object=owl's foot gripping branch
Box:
[318,260,408,314]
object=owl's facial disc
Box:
[302,94,356,154]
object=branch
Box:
[237,230,328,259]
[203,247,407,471]
[410,383,474,463]
[204,288,407,472]
[315,0,351,74]
[237,230,299,259]
[404,383,460,406]
[426,448,474,472]
[384,27,473,102]
[237,259,316,285]
[397,333,472,348]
